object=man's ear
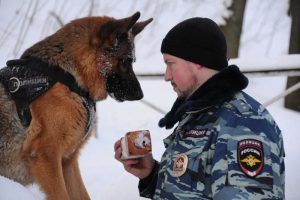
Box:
[190,63,204,73]
[196,64,204,70]
[132,18,153,36]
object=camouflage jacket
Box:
[138,65,285,200]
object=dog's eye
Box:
[118,56,135,73]
[127,57,134,63]
[118,59,129,72]
[119,64,127,73]
[117,32,128,43]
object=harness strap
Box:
[81,96,96,136]
[1,58,96,134]
[7,59,89,98]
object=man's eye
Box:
[167,62,174,67]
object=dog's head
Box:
[22,12,152,102]
[98,12,153,102]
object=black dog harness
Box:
[0,58,95,135]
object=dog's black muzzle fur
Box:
[106,70,143,102]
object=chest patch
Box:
[184,128,207,138]
[173,153,188,177]
[237,139,264,177]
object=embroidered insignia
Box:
[184,128,207,138]
[173,153,188,177]
[237,139,264,177]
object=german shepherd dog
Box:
[0,12,152,200]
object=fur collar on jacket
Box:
[159,65,248,129]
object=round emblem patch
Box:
[237,139,264,177]
[173,153,188,177]
[9,77,21,93]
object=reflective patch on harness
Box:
[9,77,20,93]
[237,139,264,177]
[8,76,48,93]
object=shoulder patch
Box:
[237,139,264,177]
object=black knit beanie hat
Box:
[161,17,228,70]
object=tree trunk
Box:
[285,0,300,112]
[220,0,247,58]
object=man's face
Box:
[163,54,199,98]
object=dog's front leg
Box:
[26,150,70,200]
[63,156,90,200]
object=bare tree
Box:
[49,11,64,27]
[13,0,39,57]
[220,0,247,58]
[285,0,300,112]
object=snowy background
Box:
[0,0,299,199]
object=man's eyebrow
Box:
[164,59,172,64]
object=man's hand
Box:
[114,139,155,179]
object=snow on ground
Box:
[0,176,41,200]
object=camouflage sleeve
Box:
[211,124,285,200]
[138,160,160,198]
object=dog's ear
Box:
[117,11,141,34]
[132,18,153,36]
[98,12,141,42]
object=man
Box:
[114,17,285,199]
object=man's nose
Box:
[164,67,171,81]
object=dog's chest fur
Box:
[24,83,96,158]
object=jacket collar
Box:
[159,65,248,129]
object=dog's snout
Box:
[136,91,144,100]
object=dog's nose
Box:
[135,91,144,100]
[129,90,143,101]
